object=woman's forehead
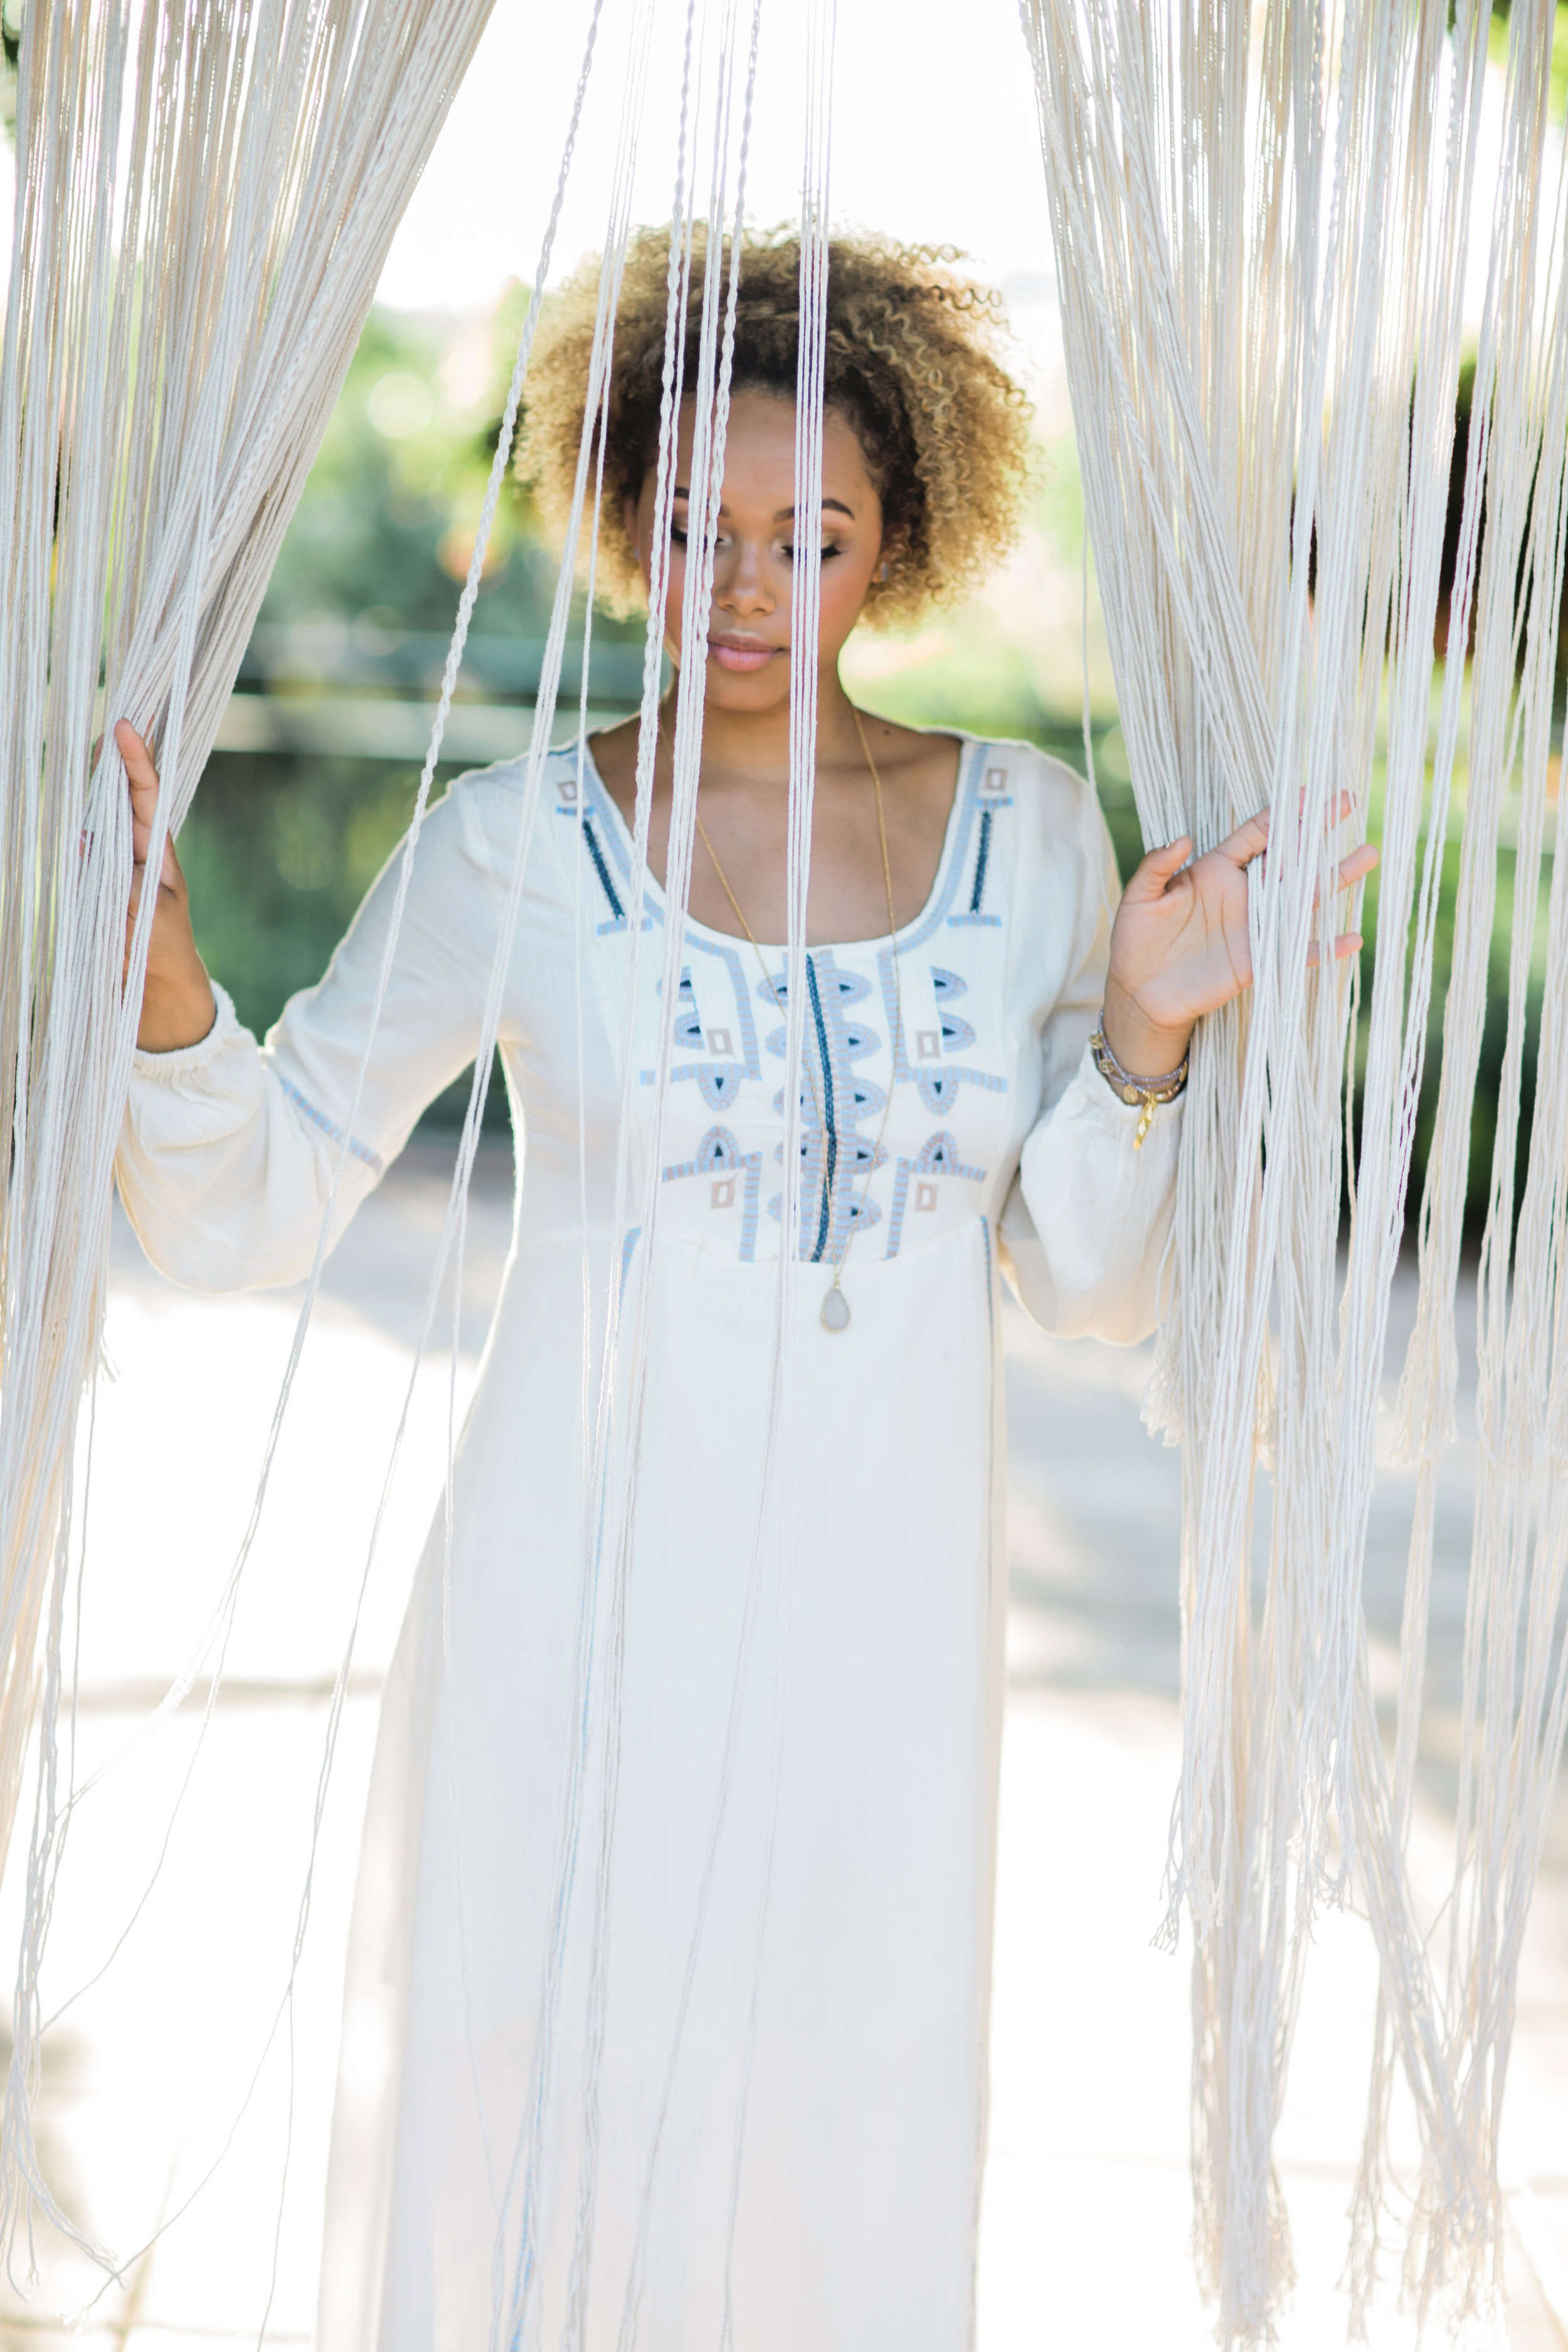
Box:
[666,388,876,513]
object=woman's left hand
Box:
[1100,792,1379,1079]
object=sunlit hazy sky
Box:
[374,0,1072,400]
[0,3,1522,421]
[355,0,1523,399]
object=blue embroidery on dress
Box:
[970,808,993,912]
[563,739,1024,1265]
[878,951,1004,1118]
[929,967,977,1056]
[558,760,654,933]
[280,1081,383,1177]
[672,970,704,1054]
[805,958,836,1261]
[580,817,624,926]
[883,1131,987,1258]
[619,1226,642,1299]
[661,936,760,1110]
[761,951,887,1262]
[946,766,1009,930]
[934,744,1007,931]
[662,1125,763,1261]
[852,745,1010,1116]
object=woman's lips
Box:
[708,638,780,673]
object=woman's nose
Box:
[714,537,775,618]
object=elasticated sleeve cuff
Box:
[130,982,235,1081]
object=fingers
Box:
[1219,788,1377,883]
[1337,841,1379,889]
[1299,785,1360,830]
[1222,786,1369,850]
[1125,835,1194,901]
[1302,837,1380,919]
[115,718,157,792]
[1217,808,1271,867]
[1305,932,1364,969]
[115,719,159,788]
[114,720,170,876]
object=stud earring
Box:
[877,559,890,582]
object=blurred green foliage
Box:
[0,6,19,140]
[1489,1,1568,118]
[181,753,442,1029]
[183,302,642,1129]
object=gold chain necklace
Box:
[657,706,904,1333]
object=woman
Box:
[115,231,1372,2351]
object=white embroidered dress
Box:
[116,733,1180,2352]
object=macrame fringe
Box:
[1023,0,1568,2339]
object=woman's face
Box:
[625,386,886,714]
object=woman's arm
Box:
[998,781,1182,1340]
[115,724,495,1293]
[119,721,221,1052]
[1000,772,1375,1343]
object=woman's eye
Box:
[785,541,841,561]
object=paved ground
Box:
[0,1143,1563,2349]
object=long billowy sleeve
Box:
[116,774,502,1292]
[997,760,1182,1345]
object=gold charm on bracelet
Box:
[1089,1019,1189,1150]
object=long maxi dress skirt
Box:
[116,731,1182,2352]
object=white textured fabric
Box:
[117,734,1179,2349]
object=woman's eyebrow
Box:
[669,489,856,520]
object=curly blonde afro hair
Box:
[516,226,1033,627]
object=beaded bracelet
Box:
[1089,1017,1190,1150]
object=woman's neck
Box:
[667,662,866,783]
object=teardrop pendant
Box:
[820,1285,850,1333]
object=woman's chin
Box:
[694,654,792,714]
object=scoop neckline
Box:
[573,726,976,955]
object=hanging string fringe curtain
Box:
[1021,0,1568,2340]
[0,0,785,2310]
[0,0,499,2248]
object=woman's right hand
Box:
[115,720,218,1053]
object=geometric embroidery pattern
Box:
[879,956,1005,1119]
[761,951,888,1264]
[662,1124,763,1261]
[883,1130,987,1259]
[564,737,1015,1269]
[663,941,761,1110]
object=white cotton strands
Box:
[1022,0,1568,2342]
[474,12,779,2345]
[0,0,786,2326]
[0,0,507,2275]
